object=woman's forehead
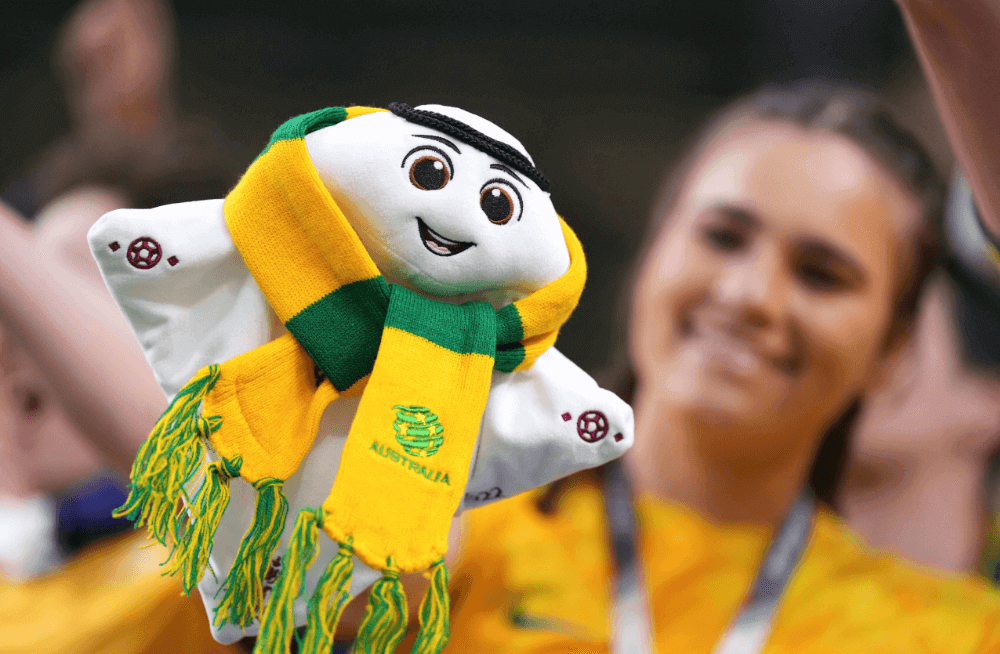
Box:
[676,120,919,270]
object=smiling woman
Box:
[441,81,1000,654]
[629,111,931,506]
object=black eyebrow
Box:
[712,204,761,229]
[413,134,461,154]
[489,163,527,188]
[391,103,550,191]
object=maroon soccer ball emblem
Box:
[577,410,609,443]
[126,237,162,270]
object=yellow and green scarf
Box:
[114,105,587,654]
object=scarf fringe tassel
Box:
[214,478,290,628]
[410,559,450,654]
[251,508,321,653]
[112,365,222,548]
[251,508,356,654]
[354,561,408,654]
[301,539,355,653]
[166,455,243,594]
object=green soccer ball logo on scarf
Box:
[393,405,445,457]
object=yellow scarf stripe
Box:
[201,333,339,482]
[495,218,586,372]
[321,298,495,572]
[226,137,383,324]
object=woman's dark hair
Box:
[539,79,946,515]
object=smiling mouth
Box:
[681,317,804,378]
[417,217,475,257]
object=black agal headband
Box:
[388,102,550,192]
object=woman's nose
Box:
[713,248,786,329]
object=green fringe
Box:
[113,366,222,549]
[300,539,355,654]
[214,478,290,629]
[409,559,450,654]
[253,508,325,654]
[355,559,408,654]
[166,455,242,594]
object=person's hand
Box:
[895,0,1000,243]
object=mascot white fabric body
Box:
[89,104,632,649]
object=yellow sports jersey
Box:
[0,531,239,654]
[447,474,1000,653]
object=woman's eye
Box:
[798,263,845,290]
[410,156,450,190]
[705,227,744,251]
[481,187,514,224]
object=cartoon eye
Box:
[402,146,454,191]
[479,178,523,225]
[411,156,450,190]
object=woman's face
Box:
[630,120,920,445]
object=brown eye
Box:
[705,227,744,251]
[480,187,514,224]
[410,156,450,190]
[797,262,846,290]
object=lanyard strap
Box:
[603,459,815,654]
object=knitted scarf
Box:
[114,106,587,654]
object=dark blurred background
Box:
[0,0,950,373]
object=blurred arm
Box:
[896,0,1000,240]
[0,193,166,476]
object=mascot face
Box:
[304,105,570,306]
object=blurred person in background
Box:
[839,0,1000,581]
[0,206,237,654]
[839,193,1000,576]
[440,80,1000,653]
[0,0,245,651]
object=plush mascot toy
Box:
[88,104,633,653]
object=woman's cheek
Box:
[633,234,704,352]
[802,295,892,397]
[652,226,700,284]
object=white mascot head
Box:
[304,103,571,307]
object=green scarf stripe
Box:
[255,107,349,162]
[492,303,527,372]
[286,277,391,391]
[494,303,524,344]
[384,286,496,357]
[290,278,528,383]
[493,343,526,373]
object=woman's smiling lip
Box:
[416,217,475,256]
[690,327,762,377]
[681,318,802,379]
